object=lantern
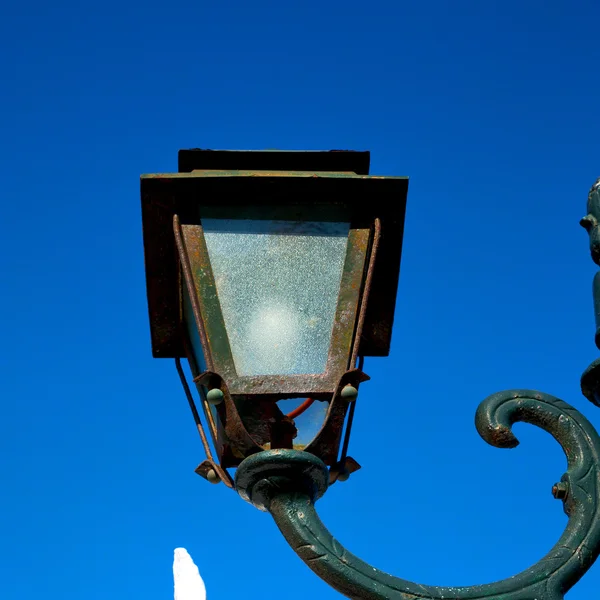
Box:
[141,149,408,486]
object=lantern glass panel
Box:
[202,218,350,377]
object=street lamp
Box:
[142,149,600,600]
[141,149,407,485]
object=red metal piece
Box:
[286,398,316,420]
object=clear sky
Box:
[1,1,600,599]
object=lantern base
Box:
[235,449,329,512]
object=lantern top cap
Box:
[177,148,371,175]
[141,148,408,360]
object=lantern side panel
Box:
[202,218,350,377]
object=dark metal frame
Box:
[177,148,372,175]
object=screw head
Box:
[206,469,220,484]
[341,384,358,401]
[206,388,224,405]
[552,481,569,499]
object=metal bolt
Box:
[341,384,358,401]
[206,469,220,484]
[337,469,350,482]
[207,388,224,405]
[552,481,569,499]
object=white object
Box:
[173,548,207,600]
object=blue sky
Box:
[1,0,600,598]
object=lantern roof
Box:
[141,149,408,360]
[178,148,371,174]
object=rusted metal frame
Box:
[338,355,365,468]
[175,216,234,483]
[322,226,371,386]
[180,328,219,444]
[175,214,265,464]
[173,215,214,372]
[337,218,383,468]
[350,218,382,368]
[177,213,232,456]
[174,203,373,467]
[303,369,370,465]
[176,214,220,442]
[194,371,264,460]
[174,358,234,488]
[180,222,237,383]
[280,221,378,468]
[174,356,213,458]
[180,220,370,397]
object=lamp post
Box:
[142,149,600,600]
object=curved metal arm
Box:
[235,390,600,600]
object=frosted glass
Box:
[203,218,349,376]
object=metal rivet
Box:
[337,469,350,482]
[552,481,569,499]
[341,384,358,401]
[207,469,220,484]
[207,388,224,405]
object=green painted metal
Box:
[580,178,600,348]
[340,384,358,400]
[206,388,224,405]
[236,389,600,600]
[580,178,600,270]
[580,179,600,409]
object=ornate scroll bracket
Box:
[580,178,600,402]
[235,390,600,600]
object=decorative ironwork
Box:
[580,177,600,407]
[236,390,600,600]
